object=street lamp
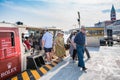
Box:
[77,11,80,29]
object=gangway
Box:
[40,46,120,80]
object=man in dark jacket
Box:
[74,27,87,71]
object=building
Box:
[106,20,120,33]
[95,5,116,28]
[111,5,116,21]
[94,5,120,36]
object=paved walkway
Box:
[40,46,120,80]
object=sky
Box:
[0,0,120,30]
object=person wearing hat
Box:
[54,31,66,61]
[74,26,87,71]
[68,30,77,62]
[71,31,77,62]
[68,31,74,57]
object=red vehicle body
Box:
[0,27,21,80]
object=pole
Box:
[77,11,80,29]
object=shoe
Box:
[82,67,87,71]
[78,65,81,67]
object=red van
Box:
[0,27,21,80]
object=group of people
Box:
[22,26,90,71]
[22,33,43,52]
[22,29,66,64]
[42,30,66,64]
[42,27,90,71]
[68,26,91,71]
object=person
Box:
[67,32,74,57]
[71,31,77,62]
[42,29,53,64]
[61,32,66,57]
[24,37,31,51]
[38,32,43,50]
[22,33,25,42]
[22,33,28,52]
[29,33,34,48]
[74,27,87,71]
[54,31,66,61]
[68,31,77,62]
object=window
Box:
[11,32,15,46]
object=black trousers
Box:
[84,47,90,58]
[72,49,77,60]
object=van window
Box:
[11,32,15,46]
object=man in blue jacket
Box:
[74,27,87,71]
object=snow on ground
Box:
[40,45,120,80]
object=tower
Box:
[110,5,116,21]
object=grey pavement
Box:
[40,45,120,80]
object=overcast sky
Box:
[0,0,120,30]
